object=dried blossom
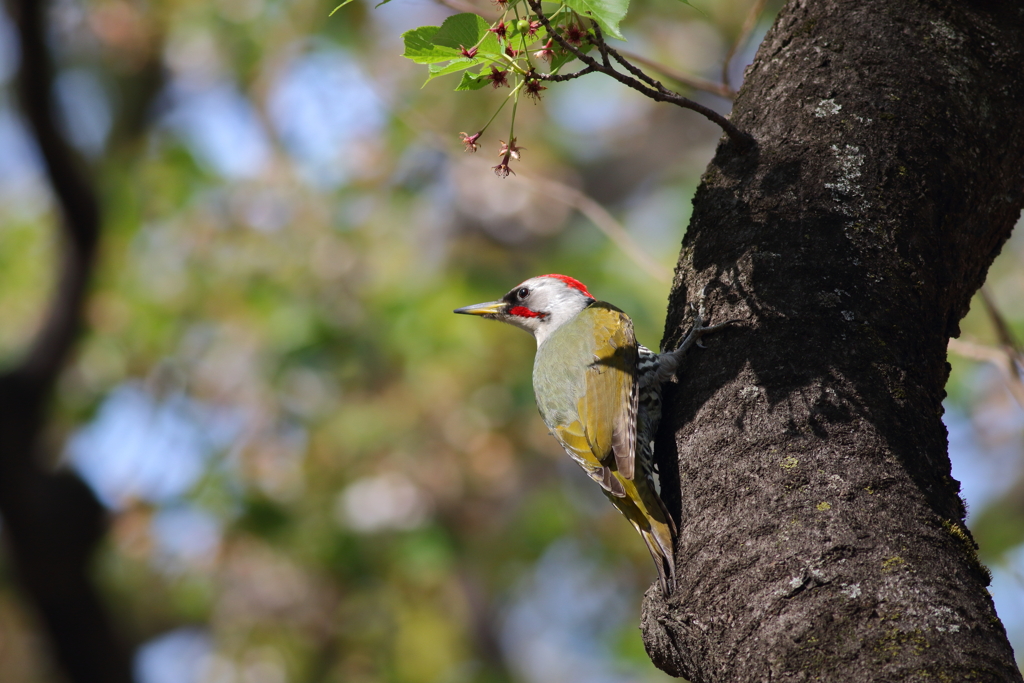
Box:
[563,23,585,46]
[525,79,547,101]
[487,66,509,88]
[505,45,521,58]
[460,44,478,59]
[488,20,507,41]
[498,137,524,161]
[526,20,542,38]
[493,151,514,178]
[493,138,523,177]
[459,131,482,152]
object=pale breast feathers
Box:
[533,302,639,491]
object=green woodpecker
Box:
[455,274,725,594]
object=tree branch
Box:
[529,64,598,82]
[0,0,133,681]
[526,0,752,149]
[9,8,98,385]
[591,22,613,69]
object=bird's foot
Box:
[671,284,741,357]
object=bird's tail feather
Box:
[638,528,671,593]
[639,522,675,595]
[609,484,677,595]
[639,481,677,592]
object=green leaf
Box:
[562,0,629,40]
[402,15,504,68]
[374,0,394,5]
[402,26,461,64]
[424,58,479,85]
[455,70,492,91]
[422,49,504,87]
[423,52,503,85]
[431,13,501,54]
[328,0,357,16]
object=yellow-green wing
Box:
[576,303,639,482]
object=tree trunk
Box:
[641,0,1024,680]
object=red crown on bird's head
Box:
[539,274,593,299]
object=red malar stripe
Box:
[540,274,593,298]
[509,306,545,318]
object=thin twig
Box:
[526,0,752,149]
[530,65,598,82]
[948,338,1024,410]
[591,22,613,69]
[618,49,735,99]
[979,288,1024,380]
[722,0,768,91]
[513,174,672,284]
[525,45,734,99]
[608,45,662,90]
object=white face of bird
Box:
[453,274,596,346]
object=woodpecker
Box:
[455,274,728,594]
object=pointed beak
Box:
[453,300,506,317]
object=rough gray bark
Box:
[641,0,1024,680]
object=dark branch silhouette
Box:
[0,0,133,681]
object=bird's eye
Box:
[517,287,529,300]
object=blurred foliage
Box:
[0,0,1022,680]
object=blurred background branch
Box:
[513,174,672,284]
[981,288,1024,381]
[948,338,1024,409]
[617,49,734,100]
[722,0,768,92]
[0,0,133,681]
[948,289,1024,410]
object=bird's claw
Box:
[671,284,741,357]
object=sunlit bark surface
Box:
[642,0,1024,680]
